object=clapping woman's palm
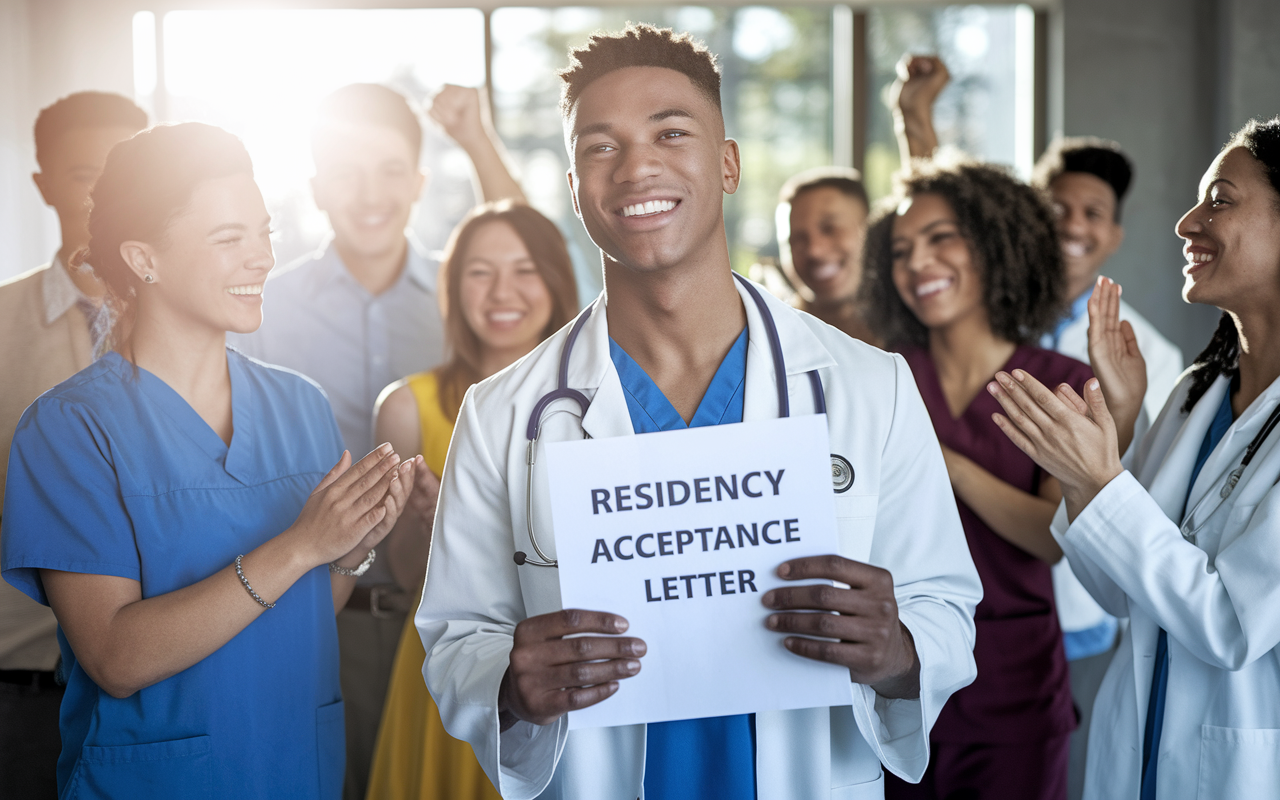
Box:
[1086,276,1147,454]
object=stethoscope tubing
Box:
[514,274,824,568]
[1181,398,1280,543]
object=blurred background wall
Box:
[1,0,1277,359]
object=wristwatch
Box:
[330,548,376,577]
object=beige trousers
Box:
[338,606,409,800]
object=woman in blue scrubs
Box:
[0,122,418,799]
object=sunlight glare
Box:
[156,9,486,248]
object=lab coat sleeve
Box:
[1050,500,1130,618]
[417,387,566,800]
[1063,469,1280,670]
[849,354,983,782]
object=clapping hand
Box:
[406,465,441,540]
[1086,276,1147,455]
[291,444,417,571]
[988,371,1124,523]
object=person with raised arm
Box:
[228,82,525,797]
[0,122,417,799]
[988,117,1280,800]
[890,55,1175,799]
[861,157,1088,800]
[416,24,981,799]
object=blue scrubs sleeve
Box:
[2,397,139,604]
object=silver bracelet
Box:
[330,548,376,577]
[235,554,274,609]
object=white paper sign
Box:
[545,414,853,730]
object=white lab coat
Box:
[1051,298,1184,637]
[417,280,982,800]
[1054,371,1280,799]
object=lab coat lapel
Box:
[571,293,636,442]
[1127,375,1227,751]
[1144,376,1229,523]
[737,278,835,423]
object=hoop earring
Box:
[143,274,155,283]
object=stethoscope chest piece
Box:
[831,454,854,493]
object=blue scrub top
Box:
[1,349,347,800]
[610,329,757,800]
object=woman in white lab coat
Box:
[987,116,1280,799]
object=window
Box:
[140,8,486,267]
[863,5,1036,198]
[135,4,1036,280]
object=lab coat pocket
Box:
[1197,724,1280,799]
[69,734,211,799]
[317,699,346,800]
[834,495,878,564]
[831,770,884,800]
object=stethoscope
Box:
[515,273,851,568]
[1180,398,1280,545]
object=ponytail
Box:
[1182,311,1240,413]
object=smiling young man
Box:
[1031,139,1184,422]
[775,167,878,344]
[0,91,147,799]
[229,82,526,799]
[417,26,981,799]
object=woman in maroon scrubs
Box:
[862,160,1090,800]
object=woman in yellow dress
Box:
[366,200,579,800]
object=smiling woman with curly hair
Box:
[861,158,1066,348]
[865,157,1092,800]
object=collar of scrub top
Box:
[515,272,832,568]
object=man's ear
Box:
[119,241,157,284]
[721,139,741,195]
[566,170,582,220]
[32,171,54,207]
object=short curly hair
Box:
[559,24,720,117]
[1031,136,1133,222]
[860,158,1065,348]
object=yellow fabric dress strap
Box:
[367,371,500,800]
[405,370,453,477]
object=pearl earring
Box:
[143,274,155,283]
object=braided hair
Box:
[1182,116,1280,412]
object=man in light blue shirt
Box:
[1032,138,1183,800]
[230,82,526,800]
